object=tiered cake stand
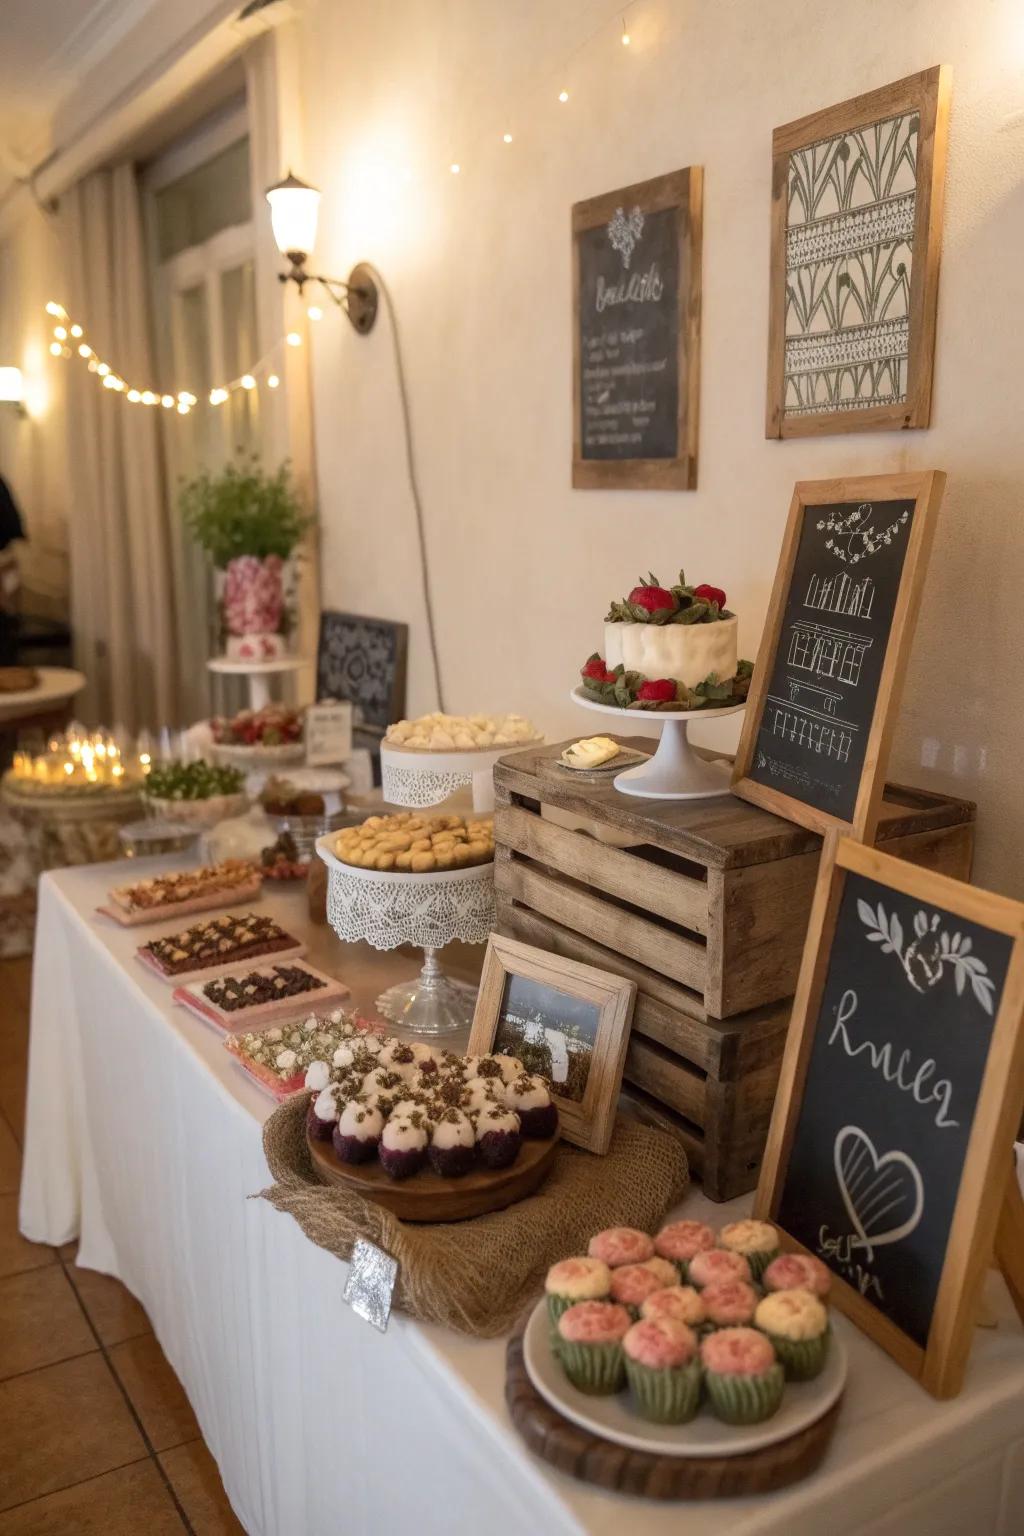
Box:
[207,656,305,712]
[569,687,744,800]
[380,738,542,814]
[317,835,495,1036]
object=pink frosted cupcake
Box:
[653,1219,715,1281]
[545,1256,611,1325]
[556,1301,631,1395]
[505,1074,559,1138]
[688,1248,752,1289]
[332,1099,384,1164]
[700,1327,784,1424]
[763,1252,832,1299]
[718,1220,779,1282]
[474,1105,522,1169]
[379,1113,429,1180]
[609,1262,671,1317]
[624,1317,701,1424]
[588,1227,655,1268]
[701,1279,759,1330]
[428,1107,476,1177]
[641,1285,706,1331]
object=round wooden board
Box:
[505,1324,842,1500]
[307,1129,559,1222]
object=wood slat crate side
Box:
[494,802,710,936]
[712,819,975,1017]
[494,859,709,993]
[873,782,977,841]
[622,1037,707,1127]
[622,1086,708,1181]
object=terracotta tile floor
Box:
[0,958,247,1534]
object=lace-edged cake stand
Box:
[380,739,543,814]
[316,834,495,1036]
[569,687,745,801]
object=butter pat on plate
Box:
[560,736,622,771]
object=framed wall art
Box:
[732,469,944,842]
[766,66,950,438]
[572,166,702,489]
[468,933,636,1154]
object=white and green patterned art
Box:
[783,110,919,418]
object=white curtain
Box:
[63,164,183,732]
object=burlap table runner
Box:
[260,1093,689,1337]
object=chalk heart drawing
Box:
[834,1125,924,1264]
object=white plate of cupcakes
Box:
[524,1219,847,1458]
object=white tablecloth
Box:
[19,861,1024,1536]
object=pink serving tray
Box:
[135,939,306,987]
[173,962,350,1033]
[96,875,264,927]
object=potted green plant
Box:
[180,458,312,659]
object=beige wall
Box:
[0,202,69,618]
[297,0,1024,896]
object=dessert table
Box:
[18,857,1024,1536]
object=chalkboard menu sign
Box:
[733,470,945,841]
[757,836,1024,1398]
[572,167,702,491]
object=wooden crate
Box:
[493,737,976,1200]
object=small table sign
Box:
[305,701,353,766]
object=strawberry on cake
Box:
[580,569,753,711]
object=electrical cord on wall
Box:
[362,264,446,715]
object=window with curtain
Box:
[142,103,260,718]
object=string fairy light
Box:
[41,298,305,419]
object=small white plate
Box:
[522,1299,847,1459]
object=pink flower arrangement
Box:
[223,554,284,637]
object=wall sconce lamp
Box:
[0,368,26,417]
[265,172,379,335]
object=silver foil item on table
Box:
[343,1238,398,1332]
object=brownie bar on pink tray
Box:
[174,961,349,1032]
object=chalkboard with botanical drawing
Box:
[766,66,950,439]
[315,612,408,735]
[756,837,1024,1399]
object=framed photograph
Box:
[572,166,702,490]
[468,934,636,1154]
[766,66,950,439]
[731,469,945,842]
[755,834,1024,1398]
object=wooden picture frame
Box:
[315,611,408,737]
[766,66,951,439]
[468,933,636,1154]
[732,468,945,842]
[572,167,702,490]
[755,834,1024,1398]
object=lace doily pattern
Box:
[326,863,496,951]
[380,761,472,809]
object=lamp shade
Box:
[265,172,321,259]
[0,367,23,403]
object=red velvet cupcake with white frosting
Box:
[332,1099,384,1164]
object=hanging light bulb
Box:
[267,374,280,389]
[503,133,513,144]
[78,343,91,358]
[102,375,117,389]
[45,301,63,317]
[141,391,158,405]
[307,305,323,321]
[160,395,175,409]
[209,387,229,405]
[177,391,197,406]
[558,90,569,103]
[70,323,83,337]
[126,389,142,403]
[49,341,63,357]
[265,171,321,260]
[240,374,256,390]
[286,332,302,347]
[53,326,67,340]
[177,401,190,415]
[97,363,110,377]
[450,162,461,175]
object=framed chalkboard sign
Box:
[732,470,944,841]
[756,835,1024,1398]
[572,167,702,490]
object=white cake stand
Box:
[569,686,744,800]
[207,656,305,712]
[380,738,543,814]
[316,835,495,1036]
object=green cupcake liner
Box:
[705,1363,785,1425]
[557,1338,626,1396]
[546,1294,576,1328]
[764,1326,830,1381]
[625,1356,702,1424]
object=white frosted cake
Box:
[580,569,747,709]
[605,613,738,690]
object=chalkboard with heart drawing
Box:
[756,834,1024,1398]
[733,470,945,842]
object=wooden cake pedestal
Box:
[505,1320,842,1500]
